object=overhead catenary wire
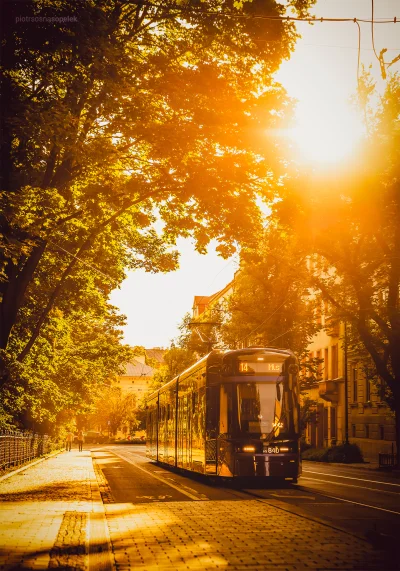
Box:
[236,292,292,346]
[129,2,398,24]
[47,239,119,286]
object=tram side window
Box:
[206,385,219,438]
[219,384,232,436]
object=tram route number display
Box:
[238,361,282,374]
[263,446,280,454]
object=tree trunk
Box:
[0,241,46,352]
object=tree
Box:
[90,386,138,436]
[221,226,320,359]
[272,74,400,464]
[1,0,315,371]
[0,301,133,430]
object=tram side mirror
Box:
[207,365,219,374]
[221,363,234,376]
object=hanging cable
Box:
[129,2,398,24]
[47,239,119,286]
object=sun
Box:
[289,101,364,165]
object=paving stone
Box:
[0,450,111,571]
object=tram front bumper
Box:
[235,453,299,478]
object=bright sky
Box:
[110,0,399,349]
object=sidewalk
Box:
[0,449,112,570]
[303,459,381,471]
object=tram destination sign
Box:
[238,361,283,374]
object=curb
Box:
[90,453,115,571]
[302,459,380,471]
[0,449,64,483]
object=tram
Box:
[146,347,301,482]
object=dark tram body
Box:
[146,348,301,481]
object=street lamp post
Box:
[344,320,349,445]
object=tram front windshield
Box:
[236,382,287,437]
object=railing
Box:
[0,431,52,471]
[379,452,397,469]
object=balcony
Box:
[318,380,339,402]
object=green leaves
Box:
[1,0,315,429]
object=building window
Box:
[330,408,337,439]
[379,380,386,401]
[316,350,322,379]
[379,425,384,440]
[323,407,329,439]
[365,424,369,438]
[324,348,329,380]
[132,381,135,384]
[365,378,371,402]
[352,424,356,437]
[353,367,358,402]
[331,345,338,378]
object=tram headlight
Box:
[279,446,290,452]
[242,445,256,453]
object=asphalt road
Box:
[92,444,400,560]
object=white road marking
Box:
[107,450,208,501]
[270,494,315,499]
[298,484,400,515]
[303,469,400,488]
[301,476,400,500]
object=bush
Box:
[302,443,364,463]
[327,443,364,463]
[302,447,330,461]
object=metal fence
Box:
[379,452,398,468]
[0,431,52,471]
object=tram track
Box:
[105,446,400,515]
[225,483,400,550]
[225,485,372,542]
[303,469,400,489]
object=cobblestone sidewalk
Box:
[0,449,112,570]
[104,499,395,571]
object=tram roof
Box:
[145,347,295,401]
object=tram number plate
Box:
[263,446,280,454]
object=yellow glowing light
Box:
[286,97,364,166]
[242,445,256,452]
[279,447,289,452]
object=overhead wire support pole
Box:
[344,321,349,445]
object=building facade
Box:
[114,348,166,438]
[303,316,395,461]
[117,355,155,403]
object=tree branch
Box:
[16,189,163,361]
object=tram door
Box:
[205,385,218,474]
[177,394,191,470]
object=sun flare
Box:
[289,101,364,165]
